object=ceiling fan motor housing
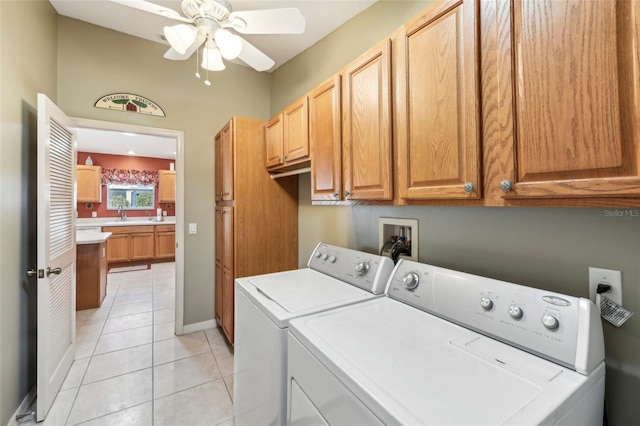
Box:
[182,0,232,22]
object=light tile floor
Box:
[25,262,234,426]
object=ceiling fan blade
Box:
[238,38,275,72]
[163,37,204,60]
[109,0,192,23]
[228,8,305,34]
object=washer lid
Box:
[289,297,596,425]
[237,269,377,327]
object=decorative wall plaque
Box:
[94,93,165,117]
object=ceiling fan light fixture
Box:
[214,29,243,60]
[202,44,225,71]
[164,24,196,55]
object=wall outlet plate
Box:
[589,267,622,305]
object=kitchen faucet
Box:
[117,205,127,221]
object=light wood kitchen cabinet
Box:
[342,38,393,200]
[396,0,481,201]
[77,165,102,203]
[487,0,640,203]
[215,116,298,344]
[310,75,343,201]
[155,224,175,259]
[215,121,233,202]
[265,96,310,170]
[105,226,154,262]
[158,170,176,204]
[76,241,107,310]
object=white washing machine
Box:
[233,242,395,426]
[288,259,606,425]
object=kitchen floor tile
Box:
[214,352,234,377]
[93,326,152,355]
[153,308,175,324]
[153,380,232,426]
[74,402,152,426]
[61,358,90,391]
[102,312,152,335]
[67,369,152,425]
[108,300,153,318]
[153,321,175,342]
[22,387,78,426]
[223,374,234,400]
[153,352,221,399]
[153,331,210,366]
[83,344,152,384]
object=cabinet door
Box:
[265,114,284,169]
[158,170,176,204]
[397,0,481,200]
[215,121,234,201]
[221,206,234,343]
[310,75,342,201]
[77,165,102,203]
[498,0,640,199]
[342,39,393,200]
[105,234,129,263]
[130,232,154,261]
[214,207,224,325]
[283,96,310,163]
[155,231,175,259]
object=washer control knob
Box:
[479,296,494,310]
[329,256,337,263]
[508,304,523,319]
[402,273,420,290]
[354,262,370,276]
[541,313,559,330]
[315,252,322,258]
[322,254,329,261]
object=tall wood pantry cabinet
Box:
[214,116,298,344]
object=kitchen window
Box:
[106,183,155,210]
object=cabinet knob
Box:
[500,179,513,192]
[332,192,339,199]
[345,190,352,200]
[463,182,475,193]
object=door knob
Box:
[26,269,38,278]
[46,266,62,277]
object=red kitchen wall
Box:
[77,152,176,219]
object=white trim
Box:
[69,117,185,337]
[7,385,36,426]
[182,319,217,334]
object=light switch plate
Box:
[188,223,197,235]
[589,267,622,305]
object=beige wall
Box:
[56,17,272,326]
[0,1,58,424]
[271,1,640,424]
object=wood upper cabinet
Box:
[158,170,176,204]
[342,38,393,200]
[495,0,640,200]
[77,165,102,203]
[396,0,482,201]
[215,121,234,202]
[265,96,310,170]
[310,75,342,201]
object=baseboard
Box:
[181,319,216,334]
[7,385,36,426]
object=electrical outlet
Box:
[588,267,622,305]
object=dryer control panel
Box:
[308,243,394,294]
[386,260,605,375]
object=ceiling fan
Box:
[110,0,305,82]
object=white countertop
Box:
[77,217,176,229]
[76,231,112,245]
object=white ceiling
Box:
[49,0,377,71]
[52,0,377,157]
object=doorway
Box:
[72,117,185,335]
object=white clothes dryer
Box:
[233,242,394,426]
[288,259,606,425]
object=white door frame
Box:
[72,117,186,335]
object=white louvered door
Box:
[36,93,76,421]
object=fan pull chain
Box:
[205,66,211,86]
[195,47,201,79]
